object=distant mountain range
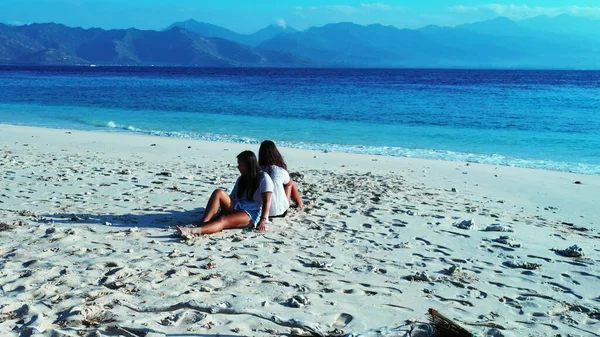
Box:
[166,19,297,47]
[0,22,308,67]
[1,15,599,68]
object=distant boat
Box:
[90,64,97,67]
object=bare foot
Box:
[176,226,192,236]
[289,198,303,209]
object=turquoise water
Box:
[0,66,599,174]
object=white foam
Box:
[96,121,600,175]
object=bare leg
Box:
[201,189,233,223]
[177,211,251,235]
[284,179,303,208]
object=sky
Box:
[1,0,600,33]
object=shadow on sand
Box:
[41,207,207,230]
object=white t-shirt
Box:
[262,165,290,216]
[229,172,274,211]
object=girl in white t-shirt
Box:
[177,150,273,235]
[258,140,303,217]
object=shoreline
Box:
[1,119,598,176]
[1,124,599,336]
[2,123,598,221]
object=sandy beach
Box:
[1,124,599,337]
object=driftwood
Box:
[460,321,505,330]
[427,308,473,337]
[122,300,326,337]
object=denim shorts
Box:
[243,209,261,228]
[232,201,261,228]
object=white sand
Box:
[1,124,599,337]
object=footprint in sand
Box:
[432,249,451,257]
[160,312,186,326]
[575,271,600,280]
[415,237,431,245]
[331,313,353,329]
[467,286,487,299]
[546,281,583,299]
[179,311,207,325]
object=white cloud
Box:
[275,18,287,28]
[448,4,600,19]
[360,3,392,11]
[566,6,600,17]
[329,5,355,15]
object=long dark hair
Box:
[236,150,261,201]
[258,140,287,171]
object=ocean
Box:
[1,66,599,175]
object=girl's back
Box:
[263,165,290,216]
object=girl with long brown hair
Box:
[177,150,273,235]
[258,140,302,217]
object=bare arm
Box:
[256,191,272,232]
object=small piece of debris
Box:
[307,260,332,269]
[454,219,475,230]
[394,242,412,249]
[405,271,433,282]
[204,262,217,269]
[492,236,521,248]
[484,224,514,232]
[289,295,309,308]
[445,265,461,275]
[552,245,584,258]
[503,260,541,270]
